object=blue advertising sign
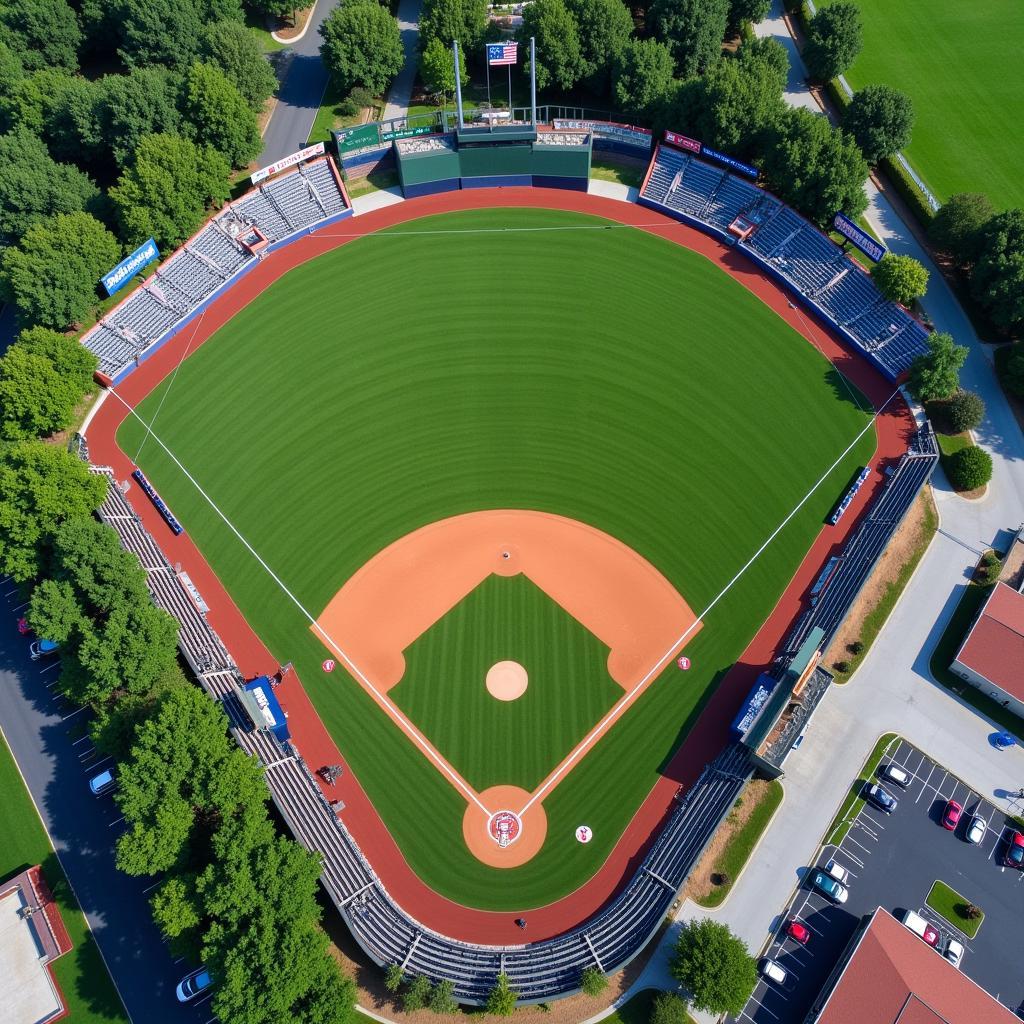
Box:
[730,672,779,740]
[101,238,159,296]
[833,213,886,262]
[699,144,759,180]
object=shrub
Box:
[833,660,850,673]
[945,445,992,492]
[946,390,985,432]
[650,992,690,1024]
[429,978,459,1014]
[848,640,864,655]
[486,973,518,1016]
[403,974,433,1012]
[977,551,1001,586]
[384,963,404,992]
[964,903,983,920]
[580,967,608,996]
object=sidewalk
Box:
[382,0,424,120]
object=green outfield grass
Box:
[118,207,874,909]
[393,574,621,792]
[823,0,1024,209]
[0,731,127,1024]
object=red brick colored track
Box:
[86,188,915,945]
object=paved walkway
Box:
[382,0,424,120]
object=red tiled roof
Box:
[816,909,1016,1024]
[955,584,1024,700]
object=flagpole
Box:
[508,63,512,113]
[486,45,491,110]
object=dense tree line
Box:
[0,0,278,331]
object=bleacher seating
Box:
[80,158,350,380]
[89,457,751,1003]
[639,144,930,379]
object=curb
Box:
[270,0,320,44]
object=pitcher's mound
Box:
[487,661,528,701]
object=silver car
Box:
[966,815,986,844]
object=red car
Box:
[1005,831,1024,869]
[942,800,962,831]
[923,922,941,947]
[785,920,810,945]
[16,617,30,635]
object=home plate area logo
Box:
[488,810,523,848]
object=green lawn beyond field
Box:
[120,208,874,908]
[825,0,1024,209]
[0,731,127,1023]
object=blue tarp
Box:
[242,676,290,742]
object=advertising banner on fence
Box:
[833,212,887,262]
[663,130,701,153]
[251,142,325,185]
[730,672,779,741]
[380,125,435,143]
[698,144,759,180]
[100,238,159,296]
[553,120,652,148]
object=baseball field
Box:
[823,0,1024,208]
[117,206,876,909]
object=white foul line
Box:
[517,389,896,816]
[106,389,492,818]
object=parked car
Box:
[944,939,964,968]
[16,616,31,635]
[810,870,849,903]
[901,909,940,947]
[175,966,213,1003]
[863,783,898,813]
[966,815,986,845]
[824,859,850,884]
[88,768,115,796]
[785,919,810,945]
[759,958,787,986]
[1004,831,1024,869]
[29,638,59,660]
[942,800,963,831]
[881,763,910,788]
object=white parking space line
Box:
[845,838,871,861]
[61,706,87,721]
[748,998,780,1019]
[72,735,91,746]
[108,816,124,827]
[12,601,28,611]
[917,762,937,803]
[39,661,60,674]
[3,587,20,597]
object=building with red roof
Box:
[950,582,1024,719]
[807,908,1017,1024]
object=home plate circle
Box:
[677,656,691,670]
[488,810,522,848]
[322,659,336,673]
[575,825,593,844]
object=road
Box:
[382,0,424,120]
[258,0,341,165]
[0,583,214,1024]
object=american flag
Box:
[487,43,518,65]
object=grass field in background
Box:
[393,575,621,792]
[823,0,1024,209]
[0,732,127,1024]
[119,208,874,908]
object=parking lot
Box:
[735,737,1024,1024]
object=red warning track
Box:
[85,188,915,946]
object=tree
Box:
[419,0,488,55]
[182,61,262,168]
[429,979,459,1014]
[802,1,861,82]
[0,0,81,73]
[758,107,868,226]
[971,208,1024,331]
[319,0,404,96]
[907,331,968,402]
[18,327,97,397]
[997,342,1024,398]
[403,974,433,1012]
[946,389,985,432]
[945,445,992,492]
[420,38,464,106]
[871,253,929,306]
[670,918,757,1017]
[843,84,914,165]
[579,967,607,996]
[738,35,789,90]
[151,875,202,946]
[650,992,690,1024]
[485,973,518,1016]
[0,345,82,439]
[27,578,83,644]
[0,441,107,582]
[384,963,405,993]
[246,0,295,18]
[0,40,23,99]
[612,39,675,117]
[201,19,278,111]
[727,0,770,35]
[111,133,230,249]
[929,193,994,265]
[112,0,206,69]
[519,0,585,91]
[96,68,183,170]
[0,130,102,246]
[649,0,728,79]
[565,0,634,93]
[0,211,120,330]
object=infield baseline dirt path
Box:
[85,188,914,945]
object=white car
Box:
[759,958,788,986]
[944,939,964,968]
[882,763,910,788]
[824,859,850,885]
[966,815,986,845]
[175,966,213,1003]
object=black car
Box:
[863,783,898,813]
